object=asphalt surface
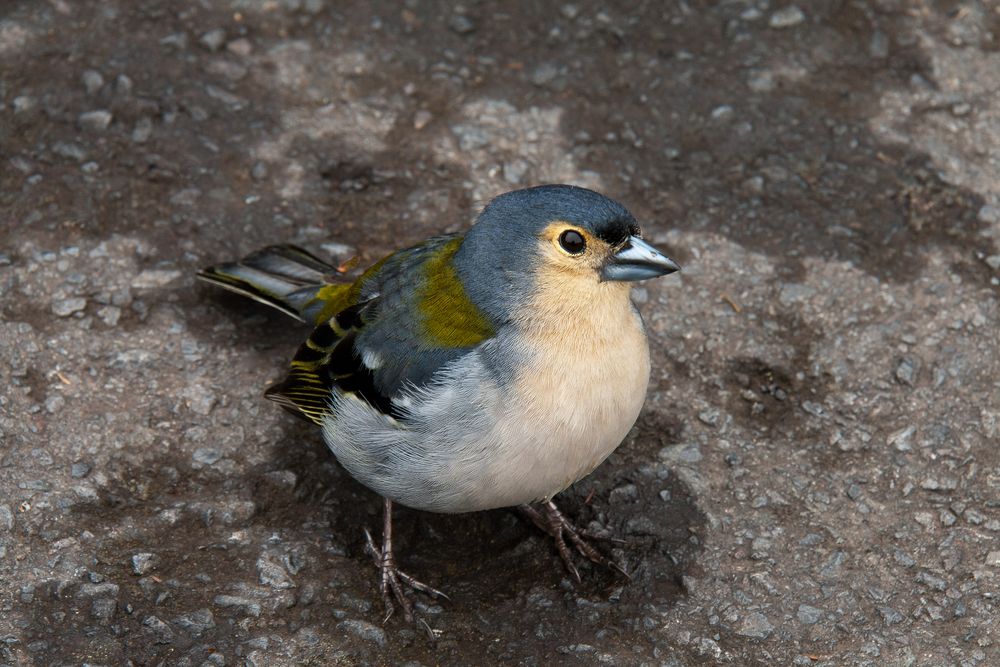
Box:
[2,1,999,665]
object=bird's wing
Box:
[265,234,498,424]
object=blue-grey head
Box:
[454,184,680,322]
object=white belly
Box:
[467,305,650,509]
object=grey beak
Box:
[602,236,681,282]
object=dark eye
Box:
[558,229,586,255]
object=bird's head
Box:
[455,185,679,321]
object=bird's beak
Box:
[602,236,681,282]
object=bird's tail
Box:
[197,244,345,324]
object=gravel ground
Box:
[2,1,1000,665]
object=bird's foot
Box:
[363,498,449,626]
[518,500,629,582]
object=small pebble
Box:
[878,606,903,625]
[895,356,919,386]
[503,159,529,184]
[115,74,133,96]
[530,62,559,86]
[131,552,158,575]
[609,483,639,504]
[257,556,295,589]
[53,142,87,161]
[132,117,153,143]
[697,409,720,426]
[200,28,227,52]
[797,604,822,625]
[337,619,387,647]
[736,611,773,638]
[78,110,113,131]
[143,615,174,644]
[227,38,253,56]
[192,448,222,466]
[132,269,181,288]
[174,608,215,636]
[52,297,87,317]
[769,6,805,29]
[413,110,433,130]
[91,598,116,623]
[45,395,65,413]
[0,505,14,531]
[213,595,261,617]
[448,14,476,34]
[82,69,104,95]
[250,161,268,180]
[13,96,35,113]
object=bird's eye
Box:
[558,229,586,255]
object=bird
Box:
[197,184,680,622]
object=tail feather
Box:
[198,244,344,322]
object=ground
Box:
[2,1,999,665]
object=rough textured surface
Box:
[2,1,999,665]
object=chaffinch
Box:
[199,184,680,621]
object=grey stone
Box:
[257,555,294,589]
[227,38,252,56]
[91,598,116,623]
[143,615,174,643]
[770,6,805,28]
[448,14,476,35]
[82,69,104,95]
[200,29,227,52]
[658,443,702,464]
[736,611,773,638]
[12,95,35,113]
[131,269,181,288]
[44,394,64,413]
[115,73,133,95]
[697,409,720,426]
[132,117,153,143]
[870,30,889,59]
[819,550,846,578]
[79,110,113,131]
[609,483,639,504]
[97,305,121,326]
[800,401,826,418]
[52,297,87,317]
[192,448,222,466]
[250,161,268,180]
[895,356,920,386]
[797,604,822,624]
[503,159,529,184]
[530,62,560,86]
[131,552,159,575]
[337,619,387,647]
[77,582,119,598]
[978,204,1000,224]
[174,608,215,636]
[878,606,904,625]
[213,595,261,617]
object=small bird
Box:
[198,184,679,621]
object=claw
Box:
[517,500,629,580]
[364,498,448,625]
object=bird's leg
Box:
[363,497,449,623]
[517,500,629,581]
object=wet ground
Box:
[2,1,1000,665]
